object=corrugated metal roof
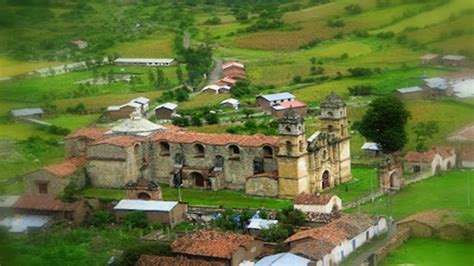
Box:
[133,97,150,104]
[114,199,178,211]
[155,102,177,110]
[11,108,43,117]
[396,86,423,94]
[361,142,382,151]
[442,55,466,61]
[424,77,448,90]
[0,214,50,233]
[247,218,278,230]
[259,92,296,102]
[115,58,175,64]
[256,252,311,266]
[0,195,20,208]
[221,98,239,105]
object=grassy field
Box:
[351,170,474,223]
[45,114,100,131]
[0,56,68,77]
[323,167,378,203]
[80,186,293,209]
[380,238,474,266]
[105,32,175,58]
[177,93,229,111]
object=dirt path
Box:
[208,56,223,83]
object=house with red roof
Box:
[172,230,262,266]
[271,100,307,118]
[23,157,87,197]
[404,147,456,176]
[294,193,342,214]
[461,148,474,168]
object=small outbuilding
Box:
[154,102,178,120]
[247,217,278,236]
[271,100,307,118]
[441,55,469,67]
[113,199,187,227]
[70,40,88,49]
[419,54,439,65]
[256,252,312,266]
[201,84,231,94]
[114,58,176,66]
[131,97,150,112]
[222,61,245,71]
[394,86,424,100]
[294,193,342,214]
[256,92,296,112]
[11,108,44,119]
[220,98,240,110]
[460,148,474,168]
[107,102,142,120]
[361,142,383,157]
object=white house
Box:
[285,215,388,266]
[220,98,240,110]
[294,193,342,214]
[131,97,150,112]
[201,84,231,94]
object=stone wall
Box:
[23,169,85,197]
[245,176,279,197]
[374,227,410,262]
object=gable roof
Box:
[135,255,221,266]
[65,127,109,140]
[284,224,347,245]
[294,193,337,205]
[43,157,86,177]
[172,230,254,259]
[424,77,448,90]
[222,61,244,70]
[114,199,178,212]
[247,218,278,230]
[220,98,239,105]
[14,194,73,211]
[258,92,295,102]
[290,239,335,261]
[150,131,278,148]
[11,108,44,117]
[132,97,150,104]
[442,55,466,61]
[361,142,382,151]
[419,54,439,60]
[404,151,437,162]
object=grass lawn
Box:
[380,238,474,266]
[350,170,474,223]
[45,114,100,131]
[323,167,378,203]
[178,93,229,111]
[0,56,68,77]
[80,185,293,209]
[105,32,175,58]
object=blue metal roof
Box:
[259,92,295,102]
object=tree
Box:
[230,80,254,98]
[277,207,306,228]
[191,115,202,126]
[176,65,184,83]
[293,75,302,84]
[359,96,411,153]
[123,211,148,229]
[175,87,189,102]
[88,211,115,228]
[155,68,166,89]
[204,112,219,125]
[413,121,439,152]
[148,70,155,85]
[171,117,190,127]
[259,224,290,242]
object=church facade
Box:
[63,93,352,198]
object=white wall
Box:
[294,196,342,214]
[461,160,474,168]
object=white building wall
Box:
[461,160,474,168]
[440,155,456,170]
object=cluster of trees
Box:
[181,45,213,85]
[347,84,376,96]
[229,80,260,99]
[171,106,220,127]
[243,10,284,32]
[158,86,190,103]
[413,121,439,152]
[226,119,278,136]
[259,207,306,242]
[66,103,87,114]
[38,125,71,136]
[347,67,382,77]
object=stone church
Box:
[62,93,351,198]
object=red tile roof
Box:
[285,225,347,245]
[404,151,437,162]
[135,255,222,266]
[223,68,247,79]
[290,239,335,260]
[277,100,307,108]
[222,62,244,70]
[65,128,109,140]
[90,136,142,147]
[172,231,254,259]
[221,77,237,85]
[294,193,336,205]
[14,194,72,211]
[461,148,474,161]
[449,124,474,141]
[151,131,278,148]
[44,157,86,177]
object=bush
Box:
[260,224,290,242]
[299,38,321,49]
[203,16,222,25]
[190,115,202,126]
[88,211,115,228]
[345,4,362,14]
[327,18,345,28]
[277,206,306,228]
[347,67,373,77]
[123,211,148,229]
[310,66,324,75]
[348,84,376,96]
[293,75,302,84]
[66,103,87,114]
[204,113,219,125]
[171,117,190,127]
[121,242,172,266]
[376,31,395,39]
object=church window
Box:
[285,126,291,133]
[327,111,333,116]
[229,145,240,158]
[194,143,205,157]
[340,124,345,136]
[38,182,48,194]
[263,146,273,158]
[159,141,170,156]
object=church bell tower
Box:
[277,108,310,197]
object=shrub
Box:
[204,113,219,125]
[203,16,221,25]
[348,84,376,96]
[345,4,362,14]
[66,103,87,114]
[190,115,202,127]
[347,67,373,77]
[340,53,349,60]
[277,207,306,228]
[260,224,290,242]
[376,31,395,39]
[88,211,115,228]
[327,18,344,28]
[299,38,321,49]
[171,117,190,127]
[293,75,302,84]
[123,211,148,229]
[310,66,324,75]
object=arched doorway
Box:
[322,170,330,189]
[447,161,452,169]
[390,172,398,188]
[190,172,205,187]
[137,192,151,200]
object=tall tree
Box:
[413,121,439,152]
[359,96,410,153]
[176,64,183,84]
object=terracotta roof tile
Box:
[294,193,335,205]
[44,157,86,177]
[14,194,72,211]
[461,148,474,161]
[65,128,109,140]
[290,239,335,260]
[90,136,143,147]
[277,100,307,108]
[172,231,254,259]
[432,146,455,159]
[284,225,347,245]
[135,255,222,266]
[404,151,437,162]
[449,124,474,141]
[151,131,278,148]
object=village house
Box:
[23,157,86,197]
[172,230,263,266]
[460,148,474,168]
[107,102,142,120]
[394,86,424,100]
[114,58,176,67]
[404,147,456,175]
[285,215,388,266]
[113,199,187,227]
[361,142,383,157]
[132,97,150,112]
[441,55,469,67]
[222,61,245,71]
[57,93,352,198]
[223,68,247,80]
[202,84,231,94]
[135,255,222,266]
[215,77,237,87]
[271,100,307,118]
[294,193,342,214]
[70,40,88,49]
[247,212,278,236]
[220,98,240,110]
[422,77,450,97]
[419,54,439,65]
[256,253,313,266]
[256,92,296,113]
[10,108,44,120]
[64,127,109,158]
[154,102,178,120]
